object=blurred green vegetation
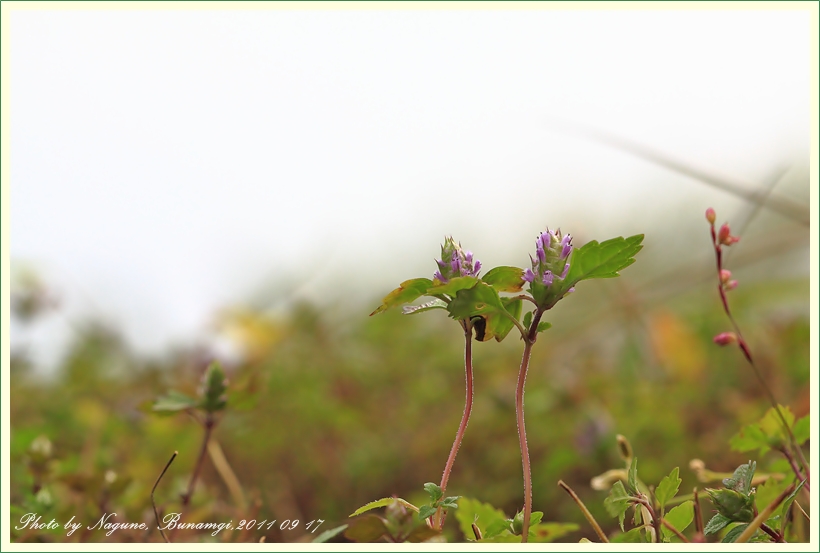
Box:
[9,264,810,543]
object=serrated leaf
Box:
[536,321,552,333]
[722,523,749,543]
[423,482,443,503]
[792,414,809,446]
[481,266,525,292]
[528,522,579,543]
[529,511,544,527]
[455,498,509,541]
[704,513,731,535]
[564,234,644,289]
[417,504,436,520]
[152,390,198,413]
[440,496,460,509]
[370,278,433,316]
[627,457,638,494]
[402,298,448,315]
[312,524,348,543]
[661,500,694,541]
[604,480,631,531]
[427,275,480,298]
[349,497,418,517]
[344,515,388,542]
[656,467,681,510]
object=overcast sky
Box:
[9,5,812,369]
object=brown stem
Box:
[181,414,215,506]
[558,480,609,542]
[433,321,474,530]
[515,309,543,543]
[152,451,178,543]
[692,487,704,536]
[759,522,784,543]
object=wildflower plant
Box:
[367,229,644,542]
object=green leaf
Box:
[522,310,533,330]
[349,497,418,517]
[370,278,433,315]
[536,321,552,333]
[661,500,694,541]
[480,532,521,543]
[417,504,436,520]
[528,522,579,543]
[484,518,513,539]
[491,298,522,342]
[426,275,480,298]
[704,513,731,535]
[722,523,749,543]
[312,524,348,543]
[655,467,681,510]
[722,461,756,495]
[152,390,198,413]
[792,414,809,446]
[455,498,509,540]
[402,298,448,315]
[730,423,770,454]
[627,457,638,494]
[440,496,460,509]
[199,362,228,413]
[448,282,520,342]
[612,527,646,543]
[423,482,443,503]
[707,488,754,522]
[780,479,806,533]
[481,266,525,292]
[604,480,631,531]
[344,515,388,542]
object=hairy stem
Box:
[433,321,474,531]
[515,309,543,543]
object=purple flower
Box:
[434,237,482,283]
[526,227,573,290]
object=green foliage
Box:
[661,501,694,541]
[730,406,807,455]
[655,467,681,512]
[416,482,459,521]
[604,480,630,531]
[480,266,525,293]
[370,278,434,315]
[349,497,418,517]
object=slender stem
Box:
[558,480,609,542]
[692,487,704,537]
[735,483,795,543]
[181,414,215,506]
[514,308,543,543]
[759,523,784,543]
[433,321,474,530]
[152,451,178,543]
[710,225,810,490]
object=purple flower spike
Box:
[434,236,482,283]
[526,226,574,292]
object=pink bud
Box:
[725,280,738,291]
[719,269,732,283]
[718,224,740,246]
[705,208,716,224]
[713,332,738,346]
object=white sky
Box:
[9,5,812,368]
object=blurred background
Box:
[8,5,812,542]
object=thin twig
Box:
[152,451,178,543]
[759,522,784,543]
[558,480,609,543]
[692,488,704,537]
[181,414,215,506]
